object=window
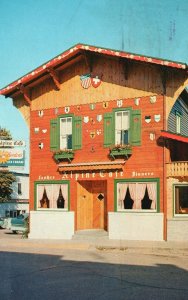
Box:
[5,210,17,218]
[116,181,158,211]
[5,210,24,218]
[60,117,72,149]
[104,108,141,147]
[50,114,82,151]
[175,111,181,134]
[18,183,22,195]
[36,182,69,210]
[174,185,188,215]
[115,111,129,144]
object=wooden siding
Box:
[13,94,30,127]
[12,55,188,129]
[168,98,188,136]
[29,94,165,215]
[30,57,164,110]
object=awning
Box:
[58,161,125,172]
[160,131,188,143]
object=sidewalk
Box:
[0,229,188,256]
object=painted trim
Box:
[160,130,188,143]
[34,180,70,211]
[0,43,186,96]
[114,178,160,213]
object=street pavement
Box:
[0,229,188,300]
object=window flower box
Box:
[53,150,74,163]
[109,144,132,159]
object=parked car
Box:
[0,217,5,228]
[10,213,29,234]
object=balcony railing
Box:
[166,161,188,177]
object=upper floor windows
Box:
[115,111,130,145]
[50,108,141,158]
[60,117,72,149]
[104,108,141,147]
[50,114,82,152]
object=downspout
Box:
[162,67,167,241]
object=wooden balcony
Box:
[166,161,188,178]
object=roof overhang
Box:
[160,130,188,143]
[0,43,187,98]
[58,161,125,172]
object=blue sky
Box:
[0,0,188,172]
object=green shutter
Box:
[104,112,114,147]
[50,119,59,151]
[73,116,82,149]
[130,110,141,146]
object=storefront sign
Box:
[0,149,25,166]
[38,170,124,181]
[132,171,154,177]
[0,140,26,147]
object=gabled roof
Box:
[0,43,187,98]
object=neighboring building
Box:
[0,44,188,241]
[0,172,29,217]
[161,89,188,241]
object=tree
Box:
[0,127,12,140]
[0,170,16,202]
[0,127,16,202]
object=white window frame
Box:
[36,183,69,211]
[115,110,130,145]
[60,117,72,150]
[117,181,157,212]
[175,111,181,134]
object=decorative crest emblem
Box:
[80,74,91,89]
[150,96,157,104]
[103,102,108,109]
[149,133,155,141]
[90,131,96,139]
[97,129,102,135]
[65,107,70,114]
[134,98,140,106]
[145,116,151,123]
[97,115,102,122]
[91,74,102,88]
[154,114,161,122]
[34,128,39,133]
[90,103,95,110]
[38,110,44,117]
[38,142,44,149]
[117,99,123,107]
[84,116,89,123]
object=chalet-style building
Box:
[0,44,188,241]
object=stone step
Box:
[72,229,108,240]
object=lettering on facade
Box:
[38,170,124,181]
[62,170,124,180]
[132,171,154,177]
[38,176,55,180]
